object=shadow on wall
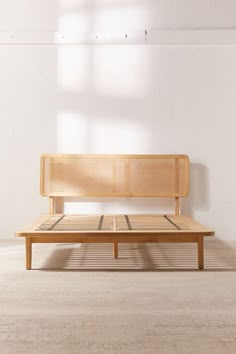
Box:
[0,5,59,238]
[182,163,210,217]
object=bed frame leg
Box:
[26,237,32,270]
[113,242,118,259]
[197,236,204,270]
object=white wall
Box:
[0,1,236,240]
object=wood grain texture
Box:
[40,154,189,197]
[198,236,204,270]
[25,237,32,270]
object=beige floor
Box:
[0,240,236,354]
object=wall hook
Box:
[145,30,148,44]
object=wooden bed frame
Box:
[16,154,214,270]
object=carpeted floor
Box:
[0,240,236,354]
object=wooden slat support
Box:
[197,236,204,270]
[25,237,32,270]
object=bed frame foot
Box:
[113,242,118,259]
[26,237,32,270]
[197,236,204,270]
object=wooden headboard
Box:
[40,154,189,198]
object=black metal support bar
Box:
[98,215,104,230]
[125,215,132,230]
[164,215,181,230]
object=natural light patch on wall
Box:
[58,0,149,32]
[93,46,150,97]
[57,112,89,152]
[57,46,90,91]
[58,13,90,32]
[89,118,150,153]
[94,2,149,32]
[59,0,87,9]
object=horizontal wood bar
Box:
[30,235,199,243]
[17,230,214,237]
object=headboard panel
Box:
[40,154,189,197]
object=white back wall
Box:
[0,0,236,240]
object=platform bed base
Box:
[19,213,213,270]
[25,234,205,270]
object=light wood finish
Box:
[49,197,55,214]
[55,197,64,214]
[113,243,118,258]
[16,214,214,236]
[25,237,32,270]
[175,197,180,216]
[17,213,214,269]
[30,234,200,243]
[40,154,189,197]
[113,216,118,259]
[16,154,215,270]
[174,157,180,216]
[198,236,204,270]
